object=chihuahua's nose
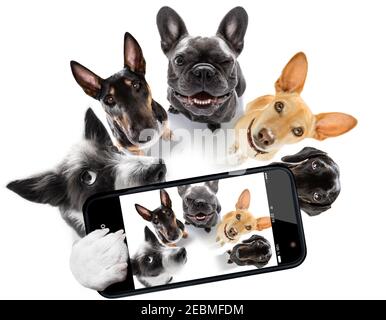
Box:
[255,128,275,147]
[192,63,216,82]
[229,227,238,237]
[145,161,166,183]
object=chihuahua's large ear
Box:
[312,112,357,140]
[157,6,189,54]
[124,32,146,75]
[84,108,113,147]
[275,52,308,94]
[177,185,190,196]
[160,189,172,208]
[7,171,67,207]
[281,147,327,163]
[70,61,102,99]
[216,7,248,56]
[135,204,152,221]
[205,180,219,194]
[236,189,250,210]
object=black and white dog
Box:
[7,108,166,290]
[131,226,187,288]
[177,181,221,233]
[157,6,248,131]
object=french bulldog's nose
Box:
[194,199,206,208]
[192,64,216,81]
[145,162,166,183]
[255,128,275,147]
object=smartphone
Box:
[83,166,306,298]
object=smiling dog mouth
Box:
[187,212,214,222]
[173,91,232,108]
[247,119,268,155]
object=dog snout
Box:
[145,162,166,183]
[228,227,238,237]
[254,128,275,147]
[192,64,216,82]
[194,199,206,209]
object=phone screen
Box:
[117,168,300,291]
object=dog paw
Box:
[228,143,239,155]
[168,105,180,114]
[162,127,174,141]
[182,230,189,238]
[227,259,233,264]
[70,229,128,291]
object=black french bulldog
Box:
[177,181,221,233]
[276,147,341,216]
[157,6,248,131]
[227,234,272,268]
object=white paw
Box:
[70,228,129,291]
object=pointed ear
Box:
[275,52,308,94]
[135,204,152,222]
[281,147,327,163]
[255,216,272,231]
[7,171,66,207]
[313,112,357,140]
[124,32,146,74]
[216,7,248,56]
[236,189,250,210]
[177,185,190,196]
[84,108,113,147]
[160,189,172,208]
[157,6,189,54]
[130,259,139,276]
[70,61,102,99]
[205,180,219,193]
[144,226,159,244]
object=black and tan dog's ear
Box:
[157,6,189,54]
[70,61,102,99]
[124,32,146,74]
[177,185,190,196]
[236,189,250,210]
[84,108,113,147]
[312,112,357,141]
[160,189,172,208]
[7,172,66,207]
[205,180,219,193]
[135,204,152,221]
[281,147,327,163]
[275,52,308,94]
[216,7,248,56]
[144,226,159,244]
[300,201,331,216]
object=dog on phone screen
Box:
[177,181,221,233]
[131,226,187,288]
[216,189,271,246]
[227,234,272,268]
[231,52,357,161]
[6,109,166,291]
[135,189,187,245]
[71,32,171,155]
[157,6,248,131]
[276,147,341,216]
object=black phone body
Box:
[83,165,306,298]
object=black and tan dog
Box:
[71,32,171,155]
[157,7,248,131]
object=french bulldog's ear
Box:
[216,7,248,56]
[70,61,103,99]
[144,226,159,244]
[157,6,189,54]
[312,112,357,141]
[205,180,219,193]
[135,204,152,222]
[177,185,190,196]
[281,147,327,163]
[299,201,331,216]
[124,32,146,74]
[84,108,113,147]
[275,52,308,94]
[160,189,172,208]
[236,189,250,210]
[7,171,67,207]
[130,259,139,276]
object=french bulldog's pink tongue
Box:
[195,213,206,221]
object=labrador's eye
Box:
[236,214,241,220]
[146,256,153,264]
[80,170,97,185]
[245,225,252,231]
[292,127,304,137]
[312,160,319,170]
[274,101,284,113]
[174,55,185,66]
[313,192,321,201]
[104,95,115,107]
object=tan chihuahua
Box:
[231,52,357,161]
[216,189,271,246]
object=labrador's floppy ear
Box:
[160,189,172,208]
[84,108,113,147]
[177,185,190,197]
[216,7,248,56]
[275,52,308,94]
[157,6,189,54]
[205,180,219,193]
[236,189,250,210]
[281,147,327,163]
[299,201,331,216]
[135,204,153,222]
[312,112,357,140]
[70,61,103,99]
[124,32,146,74]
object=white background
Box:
[0,0,385,299]
[121,174,276,289]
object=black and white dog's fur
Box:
[7,108,166,290]
[178,181,221,232]
[157,6,248,131]
[131,227,187,288]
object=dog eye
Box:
[236,214,241,220]
[312,160,319,170]
[153,217,159,224]
[132,81,141,90]
[313,192,321,201]
[274,101,284,113]
[146,256,153,264]
[174,56,185,66]
[292,127,304,137]
[104,95,115,107]
[245,225,252,231]
[80,170,97,186]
